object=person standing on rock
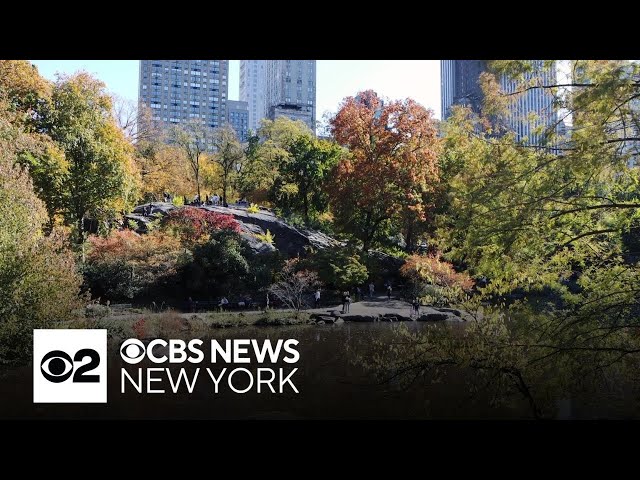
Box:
[412,297,420,317]
[355,286,362,302]
[387,284,392,300]
[315,289,321,308]
[369,282,375,299]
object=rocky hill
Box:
[126,202,343,257]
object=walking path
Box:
[308,295,472,321]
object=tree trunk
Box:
[405,221,415,253]
[302,185,309,224]
[195,171,201,202]
[222,175,227,206]
[76,215,84,245]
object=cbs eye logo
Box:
[33,329,107,403]
[120,339,145,364]
[40,349,100,383]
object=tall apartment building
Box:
[441,60,558,147]
[239,60,266,133]
[139,60,229,148]
[265,60,316,131]
[226,100,249,142]
[240,60,317,133]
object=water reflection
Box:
[0,322,634,419]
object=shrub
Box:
[182,229,250,296]
[268,258,320,311]
[304,247,368,290]
[1,146,83,364]
[255,229,275,245]
[85,303,110,319]
[247,203,260,214]
[132,318,147,338]
[400,253,474,306]
[164,206,240,244]
[84,229,186,301]
[172,196,184,207]
[155,313,185,337]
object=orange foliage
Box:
[329,90,441,249]
[87,229,182,264]
[400,253,474,292]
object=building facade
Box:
[138,60,229,147]
[239,60,266,133]
[226,100,249,142]
[441,60,558,147]
[264,60,316,131]
[238,60,317,133]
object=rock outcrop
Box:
[126,202,342,257]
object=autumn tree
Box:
[0,60,51,116]
[0,98,83,363]
[36,72,140,242]
[211,124,244,206]
[135,141,192,201]
[171,120,212,201]
[329,90,440,251]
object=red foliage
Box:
[165,207,240,242]
[132,318,146,339]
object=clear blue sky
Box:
[31,60,442,119]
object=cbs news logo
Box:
[33,330,107,403]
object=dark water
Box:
[0,322,629,419]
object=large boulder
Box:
[418,312,461,322]
[381,313,414,322]
[203,205,342,257]
[342,314,377,322]
[128,202,343,257]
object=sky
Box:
[30,60,442,120]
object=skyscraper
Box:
[239,60,266,133]
[139,60,229,145]
[240,60,317,133]
[441,60,558,147]
[265,60,316,132]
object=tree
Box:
[0,99,83,363]
[37,72,140,242]
[0,60,51,116]
[135,141,192,201]
[377,60,640,417]
[269,259,320,311]
[303,246,369,291]
[113,95,157,143]
[171,120,212,201]
[329,90,440,251]
[272,135,342,223]
[211,125,245,206]
[237,117,313,202]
